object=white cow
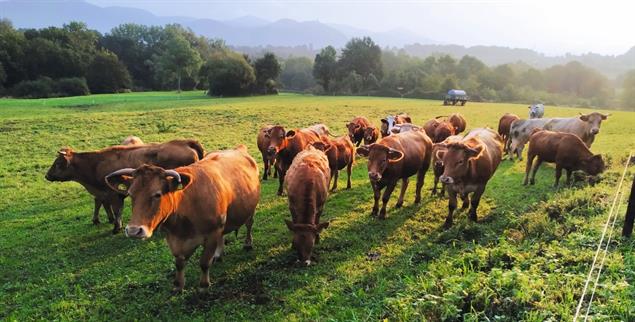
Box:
[508,118,552,160]
[543,112,609,147]
[529,104,545,119]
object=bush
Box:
[11,77,54,98]
[55,77,90,96]
[205,51,256,97]
[87,51,132,94]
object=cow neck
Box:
[153,190,185,229]
[70,152,103,187]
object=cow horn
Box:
[165,170,181,183]
[58,150,67,155]
[106,168,135,179]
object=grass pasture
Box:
[1,92,634,321]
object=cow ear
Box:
[466,145,483,159]
[105,174,133,195]
[579,114,589,121]
[316,221,330,232]
[390,127,400,134]
[284,219,295,231]
[286,130,296,138]
[388,148,404,163]
[357,145,370,157]
[380,119,387,124]
[168,172,193,192]
[435,149,446,161]
[601,113,610,120]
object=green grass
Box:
[1,91,634,321]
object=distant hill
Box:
[1,0,634,78]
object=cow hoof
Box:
[243,244,253,251]
[108,218,115,224]
[461,203,469,210]
[112,227,121,234]
[395,202,403,208]
[414,197,421,204]
[371,208,378,217]
[212,256,223,263]
[443,221,453,229]
[92,219,100,225]
[171,287,184,294]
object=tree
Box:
[254,52,281,94]
[151,32,202,92]
[280,57,315,91]
[621,70,635,109]
[0,19,26,88]
[313,46,337,93]
[205,50,256,97]
[338,37,383,83]
[86,51,132,94]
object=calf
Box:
[268,126,323,195]
[431,135,463,196]
[45,139,204,233]
[498,113,520,157]
[543,112,609,147]
[105,145,260,292]
[380,113,411,137]
[439,128,503,227]
[357,130,432,219]
[529,103,545,119]
[257,125,277,180]
[347,116,372,146]
[449,113,467,134]
[524,130,605,187]
[363,126,380,145]
[311,135,355,191]
[508,118,552,160]
[284,146,331,265]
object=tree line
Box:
[1,19,634,109]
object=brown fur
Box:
[363,126,380,145]
[357,129,432,219]
[438,128,503,227]
[423,118,442,138]
[106,146,260,292]
[431,135,463,197]
[347,116,372,146]
[449,113,467,134]
[284,146,331,264]
[311,135,355,191]
[524,130,605,186]
[432,121,456,143]
[498,113,520,157]
[380,113,412,137]
[257,125,277,180]
[121,136,144,145]
[45,139,204,233]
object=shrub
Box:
[87,51,132,94]
[205,51,256,97]
[55,77,90,97]
[11,77,54,98]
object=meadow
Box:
[1,91,634,321]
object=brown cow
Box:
[449,113,467,134]
[380,113,412,137]
[105,145,260,292]
[431,135,463,196]
[498,113,520,158]
[439,128,503,228]
[347,116,372,146]
[431,121,456,143]
[257,125,277,180]
[45,139,205,233]
[363,126,380,145]
[284,146,331,265]
[268,126,323,195]
[121,136,144,145]
[423,117,442,138]
[311,135,355,191]
[524,130,605,187]
[357,129,432,219]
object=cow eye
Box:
[152,192,161,199]
[458,160,464,164]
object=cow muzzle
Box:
[439,175,454,184]
[125,225,150,239]
[591,128,599,135]
[267,147,277,155]
[368,171,382,182]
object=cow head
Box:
[380,115,396,137]
[529,104,544,119]
[581,154,606,176]
[439,139,484,184]
[433,121,456,143]
[310,141,333,153]
[285,220,330,265]
[45,148,75,182]
[346,122,361,141]
[357,144,404,182]
[363,127,378,144]
[579,112,609,135]
[266,125,288,157]
[105,165,193,239]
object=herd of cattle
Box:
[44,104,609,291]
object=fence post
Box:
[621,175,635,237]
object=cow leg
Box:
[330,169,339,192]
[444,189,458,228]
[110,195,125,234]
[199,233,221,291]
[468,186,485,222]
[277,168,286,196]
[530,157,543,185]
[346,161,352,190]
[415,168,426,203]
[440,183,446,197]
[243,214,254,250]
[432,175,439,196]
[524,153,535,185]
[379,182,398,220]
[461,193,470,209]
[273,159,278,178]
[103,201,115,223]
[554,165,563,187]
[566,169,572,185]
[262,155,269,180]
[371,182,381,217]
[92,198,102,225]
[396,178,409,208]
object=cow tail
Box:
[188,140,205,160]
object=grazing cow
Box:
[284,146,331,265]
[357,129,432,219]
[308,123,334,137]
[524,130,605,187]
[431,135,463,196]
[498,113,520,157]
[449,113,467,134]
[508,118,552,160]
[311,135,355,191]
[529,103,545,119]
[380,113,411,137]
[45,139,205,233]
[121,136,144,146]
[390,123,421,134]
[543,112,609,148]
[363,126,380,145]
[439,128,503,227]
[257,125,277,180]
[268,126,323,195]
[346,116,372,146]
[105,145,260,292]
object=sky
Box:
[83,0,634,56]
